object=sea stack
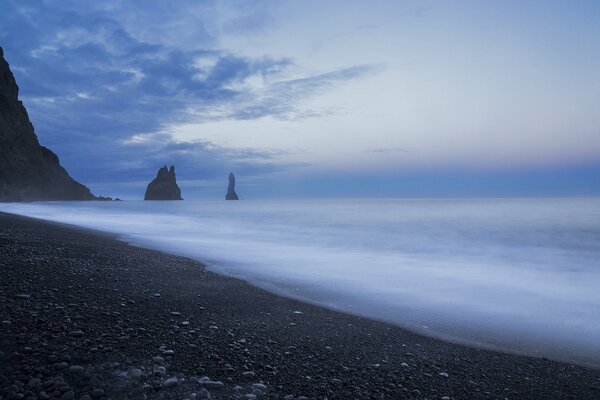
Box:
[226,172,239,200]
[0,47,96,201]
[144,165,183,200]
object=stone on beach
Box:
[163,377,178,387]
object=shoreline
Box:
[1,211,600,399]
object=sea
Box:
[2,198,599,366]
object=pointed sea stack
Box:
[0,47,96,201]
[144,165,183,200]
[226,172,239,200]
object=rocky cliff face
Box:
[0,47,96,201]
[226,172,239,200]
[144,165,183,200]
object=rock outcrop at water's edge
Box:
[144,165,183,200]
[0,47,97,201]
[226,172,239,200]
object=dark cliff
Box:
[226,172,239,200]
[0,47,96,201]
[144,165,183,200]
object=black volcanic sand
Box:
[1,213,599,400]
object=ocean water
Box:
[2,198,600,366]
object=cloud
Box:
[365,147,409,154]
[0,0,379,194]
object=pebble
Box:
[91,388,104,397]
[61,391,75,400]
[56,362,69,370]
[439,372,449,378]
[163,377,178,387]
[1,320,11,327]
[242,371,256,378]
[170,311,181,316]
[129,368,142,378]
[243,395,257,400]
[153,356,165,364]
[28,378,41,386]
[252,383,267,391]
[68,365,84,374]
[401,362,409,368]
[68,330,84,338]
[204,380,224,389]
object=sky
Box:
[1,0,599,198]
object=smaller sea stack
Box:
[144,165,183,200]
[226,172,239,200]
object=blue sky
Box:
[1,0,599,198]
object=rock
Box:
[242,371,255,378]
[252,383,267,391]
[68,365,84,374]
[67,330,84,338]
[439,372,449,378]
[203,380,224,389]
[91,388,104,398]
[198,388,211,399]
[243,395,257,400]
[163,377,178,387]
[144,165,183,200]
[2,320,10,327]
[0,48,99,201]
[129,368,142,379]
[152,356,165,365]
[225,172,239,200]
[56,362,69,370]
[61,391,75,400]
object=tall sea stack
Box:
[144,165,183,200]
[0,47,96,201]
[226,172,239,200]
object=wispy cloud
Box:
[365,147,409,154]
[0,0,379,192]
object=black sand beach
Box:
[1,212,599,400]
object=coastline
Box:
[1,211,599,399]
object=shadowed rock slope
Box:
[0,47,96,201]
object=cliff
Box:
[0,47,96,201]
[144,165,183,200]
